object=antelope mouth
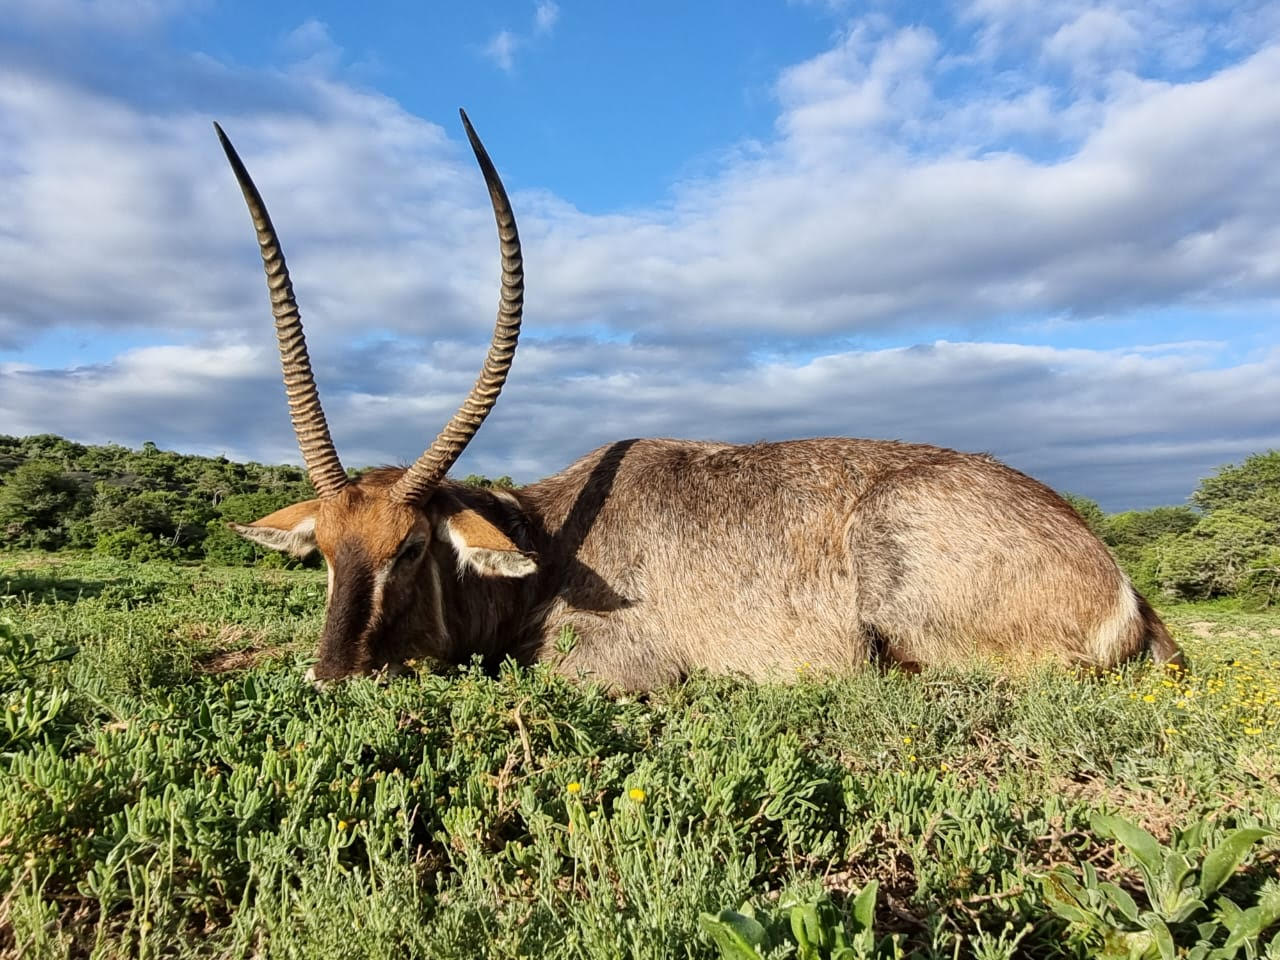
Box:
[304,660,413,689]
[220,111,524,698]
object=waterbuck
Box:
[216,112,1184,691]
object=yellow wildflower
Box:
[628,788,646,803]
[567,782,582,795]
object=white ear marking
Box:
[229,516,317,557]
[459,547,538,578]
[437,516,536,578]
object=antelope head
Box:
[217,112,534,681]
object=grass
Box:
[1,551,1278,959]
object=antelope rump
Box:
[217,111,1184,692]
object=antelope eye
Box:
[397,540,426,565]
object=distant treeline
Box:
[1061,450,1279,609]
[0,433,1276,606]
[0,434,512,568]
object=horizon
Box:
[7,429,1271,515]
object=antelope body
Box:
[217,113,1183,691]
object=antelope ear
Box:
[229,500,319,557]
[438,501,536,578]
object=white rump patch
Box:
[1091,579,1141,664]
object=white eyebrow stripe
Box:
[370,560,393,618]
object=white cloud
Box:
[5,25,1279,353]
[280,19,345,74]
[483,30,520,73]
[1043,7,1142,76]
[776,22,940,144]
[959,0,1271,84]
[483,2,560,72]
[2,337,1276,510]
[535,1,560,35]
[0,62,488,347]
[1,5,1278,509]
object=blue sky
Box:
[1,0,1278,509]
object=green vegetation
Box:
[0,434,514,566]
[2,553,1278,958]
[1042,815,1278,959]
[1068,450,1280,608]
[1,438,1278,956]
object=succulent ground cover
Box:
[1,553,1277,958]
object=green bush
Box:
[1241,547,1280,611]
[205,491,320,567]
[1063,494,1107,538]
[0,460,90,549]
[1116,542,1165,598]
[0,617,79,756]
[1156,511,1273,601]
[1103,506,1199,550]
[700,884,897,959]
[1192,451,1280,519]
[94,527,183,562]
[0,435,317,563]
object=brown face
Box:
[230,480,538,682]
[218,113,527,681]
[308,488,426,679]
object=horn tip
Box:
[213,122,241,167]
[459,108,479,143]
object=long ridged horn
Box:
[215,122,349,499]
[389,109,524,505]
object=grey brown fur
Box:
[286,439,1182,691]
[218,114,1183,691]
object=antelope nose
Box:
[374,661,411,681]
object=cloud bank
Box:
[0,2,1276,510]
